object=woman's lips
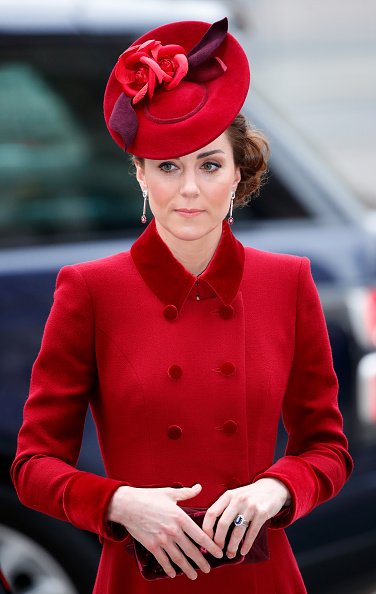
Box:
[175,209,205,217]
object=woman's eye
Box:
[202,161,221,172]
[159,162,178,172]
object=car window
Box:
[0,34,310,247]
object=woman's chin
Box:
[155,215,223,243]
[168,220,216,242]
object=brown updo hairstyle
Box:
[130,112,269,207]
[226,113,269,207]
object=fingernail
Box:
[227,552,235,559]
[215,551,223,558]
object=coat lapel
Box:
[130,218,245,310]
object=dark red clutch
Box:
[125,507,270,580]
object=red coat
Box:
[11,218,353,593]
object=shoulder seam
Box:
[58,265,96,339]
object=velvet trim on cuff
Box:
[252,456,320,529]
[63,471,131,542]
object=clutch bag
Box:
[125,506,270,580]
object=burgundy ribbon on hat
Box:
[186,16,228,81]
[109,17,229,150]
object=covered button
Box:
[227,477,241,490]
[219,305,234,320]
[220,362,236,376]
[168,365,183,380]
[171,481,184,488]
[223,420,238,435]
[163,305,178,320]
[167,425,183,440]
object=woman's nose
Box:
[179,170,200,197]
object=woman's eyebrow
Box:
[159,149,225,163]
[196,149,225,159]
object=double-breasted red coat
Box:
[11,218,353,593]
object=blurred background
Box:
[0,1,375,593]
[235,0,376,211]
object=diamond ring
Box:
[234,514,250,528]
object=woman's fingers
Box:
[239,516,267,556]
[164,535,212,580]
[210,504,240,549]
[215,503,269,557]
[175,533,211,575]
[152,532,212,580]
[226,519,252,558]
[143,503,224,580]
[181,515,224,559]
[150,547,178,579]
[167,545,198,580]
[201,493,229,539]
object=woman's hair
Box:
[226,113,269,206]
[130,112,269,207]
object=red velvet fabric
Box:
[11,219,353,593]
[131,218,244,311]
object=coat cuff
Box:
[63,472,131,543]
[252,456,319,528]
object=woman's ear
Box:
[134,159,146,191]
[233,165,241,190]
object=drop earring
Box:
[228,191,235,225]
[141,189,148,224]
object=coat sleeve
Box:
[10,265,130,543]
[253,256,353,528]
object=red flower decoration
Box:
[114,39,189,104]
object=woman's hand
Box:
[107,483,223,580]
[202,478,291,559]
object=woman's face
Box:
[135,131,241,242]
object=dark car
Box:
[1,4,376,593]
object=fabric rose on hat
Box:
[115,39,189,104]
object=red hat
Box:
[103,17,250,159]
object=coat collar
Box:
[130,218,245,311]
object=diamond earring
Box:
[228,191,235,225]
[141,189,148,224]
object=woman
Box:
[11,17,353,593]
